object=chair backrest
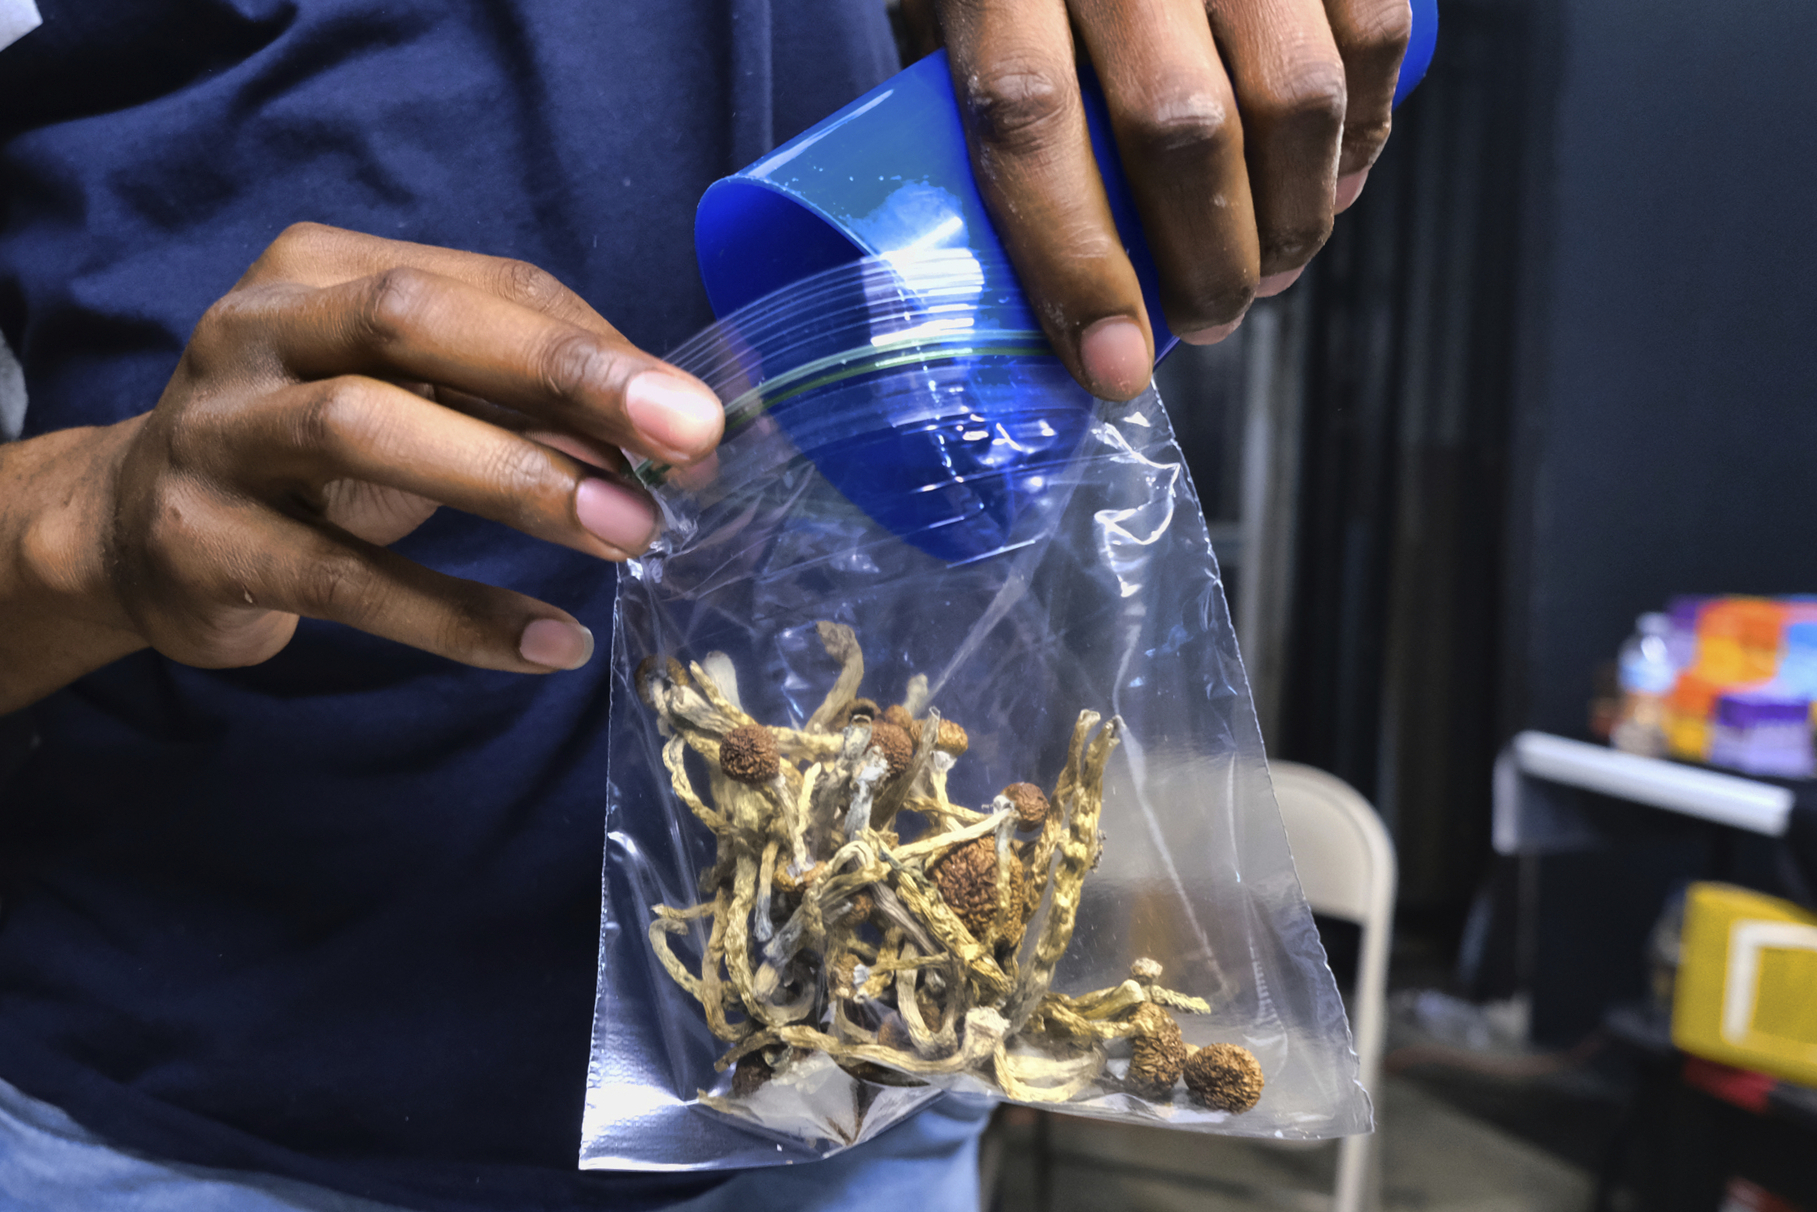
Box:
[1268,761,1397,1212]
[1270,762,1396,928]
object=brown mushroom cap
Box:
[1002,782,1050,829]
[881,703,915,731]
[930,836,999,937]
[867,721,914,779]
[720,723,780,784]
[835,698,880,730]
[1182,1043,1265,1113]
[1127,1004,1188,1095]
[732,1052,773,1098]
[931,718,969,756]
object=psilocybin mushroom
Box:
[1001,782,1049,829]
[719,723,780,784]
[1126,1003,1187,1095]
[929,836,999,937]
[1182,1042,1264,1113]
[867,721,914,779]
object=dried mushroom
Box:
[719,723,779,784]
[1183,1042,1265,1112]
[1001,782,1049,829]
[929,836,1000,938]
[637,622,1256,1121]
[1126,1004,1188,1095]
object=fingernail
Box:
[1177,318,1244,347]
[519,618,594,671]
[575,477,656,554]
[1078,316,1152,400]
[1256,267,1305,298]
[1334,169,1370,214]
[624,372,723,462]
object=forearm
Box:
[0,420,148,713]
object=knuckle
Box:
[1339,0,1414,61]
[296,549,375,623]
[485,441,560,511]
[355,266,436,347]
[158,405,211,474]
[1251,56,1348,135]
[276,220,334,250]
[470,439,563,534]
[962,60,1074,154]
[294,377,377,459]
[183,300,237,376]
[1206,277,1260,321]
[1124,85,1236,167]
[492,257,564,312]
[137,479,206,572]
[532,328,608,405]
[1342,114,1393,158]
[1263,221,1332,267]
[256,221,332,278]
[1169,274,1257,333]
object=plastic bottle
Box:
[1612,613,1678,757]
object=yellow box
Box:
[1672,882,1817,1086]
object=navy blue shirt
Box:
[0,2,896,1209]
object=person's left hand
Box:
[899,0,1411,399]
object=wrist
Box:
[3,418,149,659]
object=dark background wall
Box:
[1501,0,1817,1041]
[1274,0,1817,1034]
[1506,0,1817,740]
[1279,0,1534,927]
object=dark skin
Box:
[904,0,1410,394]
[0,2,1408,712]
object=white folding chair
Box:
[1269,761,1398,1212]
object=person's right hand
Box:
[54,223,724,682]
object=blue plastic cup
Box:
[687,5,1437,562]
[697,0,1437,343]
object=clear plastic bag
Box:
[580,252,1366,1171]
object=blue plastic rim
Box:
[648,251,1089,566]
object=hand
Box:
[3,224,724,704]
[901,0,1411,398]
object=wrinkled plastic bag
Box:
[581,252,1366,1170]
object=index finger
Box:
[225,267,724,467]
[243,222,620,342]
[941,0,1156,401]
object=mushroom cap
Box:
[732,1052,773,1098]
[1128,1005,1188,1095]
[1002,782,1050,829]
[867,721,914,779]
[835,697,880,730]
[882,703,915,731]
[1182,1043,1265,1113]
[720,723,780,784]
[930,836,999,937]
[931,718,969,756]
